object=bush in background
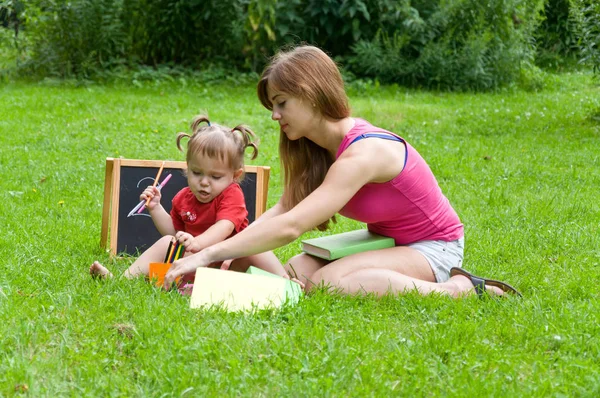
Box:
[534,0,582,69]
[123,0,245,67]
[347,0,546,90]
[575,0,600,74]
[0,0,24,76]
[0,0,597,88]
[16,0,129,78]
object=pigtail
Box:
[176,132,191,152]
[177,115,212,152]
[190,115,211,131]
[232,124,259,160]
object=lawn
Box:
[0,72,599,396]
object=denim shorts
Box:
[408,237,464,282]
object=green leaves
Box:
[349,0,547,91]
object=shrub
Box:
[124,0,245,67]
[16,0,246,79]
[575,0,600,74]
[0,0,25,75]
[242,0,278,72]
[535,0,582,68]
[348,0,547,91]
[20,0,129,78]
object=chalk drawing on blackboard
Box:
[127,174,174,218]
[127,176,157,218]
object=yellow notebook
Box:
[190,267,302,311]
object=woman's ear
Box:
[234,168,244,181]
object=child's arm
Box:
[141,186,176,236]
[149,205,176,236]
[179,220,235,253]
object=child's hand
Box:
[176,231,202,253]
[140,186,161,209]
[282,273,306,290]
[290,277,306,290]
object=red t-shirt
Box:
[170,183,248,237]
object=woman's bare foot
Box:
[90,261,114,279]
[448,275,505,297]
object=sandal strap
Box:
[469,275,486,297]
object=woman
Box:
[165,45,520,298]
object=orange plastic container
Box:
[149,262,181,287]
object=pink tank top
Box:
[337,118,463,245]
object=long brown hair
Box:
[176,115,258,180]
[258,46,350,230]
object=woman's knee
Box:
[304,266,346,293]
[285,253,327,280]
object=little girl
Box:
[90,115,285,282]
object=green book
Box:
[301,229,395,260]
[246,266,303,305]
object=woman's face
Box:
[267,83,320,141]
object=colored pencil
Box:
[164,238,175,263]
[144,161,165,208]
[134,172,173,215]
[174,242,185,261]
[168,241,179,263]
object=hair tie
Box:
[207,121,211,126]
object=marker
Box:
[129,173,172,216]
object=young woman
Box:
[165,46,521,298]
[90,115,285,283]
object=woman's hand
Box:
[176,231,202,253]
[163,253,208,290]
[140,185,161,210]
[220,259,233,270]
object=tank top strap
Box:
[347,132,407,168]
[348,132,405,145]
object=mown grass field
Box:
[1,72,599,396]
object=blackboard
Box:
[101,158,270,256]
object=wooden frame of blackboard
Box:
[100,157,270,256]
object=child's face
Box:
[187,155,241,203]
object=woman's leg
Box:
[302,246,504,297]
[283,253,330,285]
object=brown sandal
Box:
[450,267,522,298]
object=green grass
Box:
[1,72,599,396]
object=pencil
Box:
[135,173,173,215]
[145,161,165,208]
[168,240,180,264]
[167,241,178,264]
[174,242,185,261]
[164,237,174,263]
